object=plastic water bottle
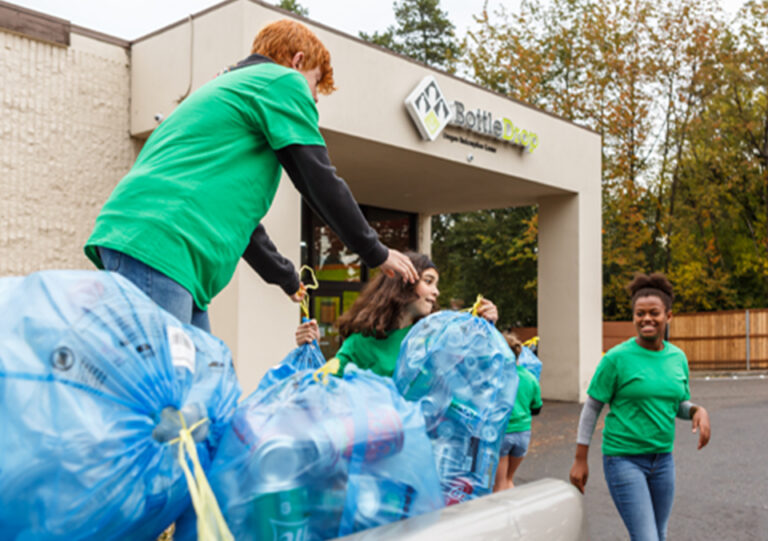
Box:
[355,474,416,529]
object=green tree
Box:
[276,0,309,17]
[359,0,460,70]
[431,208,538,328]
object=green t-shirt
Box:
[588,338,690,456]
[505,364,543,433]
[336,327,413,378]
[85,63,324,309]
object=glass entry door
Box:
[302,204,416,359]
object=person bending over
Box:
[85,19,417,331]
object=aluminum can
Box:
[314,403,404,464]
[444,476,474,506]
[251,486,310,541]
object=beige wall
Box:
[0,29,136,277]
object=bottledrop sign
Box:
[404,75,540,153]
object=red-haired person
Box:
[569,273,711,541]
[85,20,417,331]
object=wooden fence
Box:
[669,309,768,371]
[510,311,768,371]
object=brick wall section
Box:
[0,29,137,276]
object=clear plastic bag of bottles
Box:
[394,311,519,505]
[176,365,444,540]
[0,270,241,540]
[517,345,542,381]
[255,341,326,393]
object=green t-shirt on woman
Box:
[588,338,690,456]
[336,326,413,378]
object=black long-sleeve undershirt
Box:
[275,144,388,268]
[242,145,389,292]
[242,224,301,295]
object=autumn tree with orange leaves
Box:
[457,0,768,319]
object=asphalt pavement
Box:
[514,374,768,540]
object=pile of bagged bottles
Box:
[0,271,520,540]
[395,311,519,505]
[175,364,443,540]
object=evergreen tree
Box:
[359,0,459,70]
[276,0,309,17]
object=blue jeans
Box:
[603,453,675,541]
[499,430,531,458]
[97,247,210,332]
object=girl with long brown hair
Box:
[296,252,498,377]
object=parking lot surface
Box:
[516,375,768,540]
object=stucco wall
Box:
[0,29,136,277]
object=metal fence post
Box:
[746,309,750,371]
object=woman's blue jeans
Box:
[97,247,211,332]
[603,453,675,541]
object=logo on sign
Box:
[404,75,541,153]
[404,75,452,141]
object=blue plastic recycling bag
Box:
[517,345,542,381]
[177,365,444,540]
[394,311,518,505]
[0,270,241,540]
[255,341,325,393]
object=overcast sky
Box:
[8,0,746,41]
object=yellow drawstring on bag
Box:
[296,265,340,385]
[313,357,340,385]
[460,294,484,316]
[523,336,539,348]
[169,412,234,541]
[298,265,319,321]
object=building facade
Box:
[0,0,602,400]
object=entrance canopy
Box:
[129,0,602,401]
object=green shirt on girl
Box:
[336,326,413,378]
[505,364,542,433]
[588,338,690,456]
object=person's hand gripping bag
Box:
[254,330,325,394]
[0,270,241,540]
[176,364,444,540]
[394,310,519,504]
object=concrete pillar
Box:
[537,192,602,402]
[417,213,432,257]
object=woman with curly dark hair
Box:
[296,252,498,377]
[569,272,711,541]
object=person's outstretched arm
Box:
[569,396,605,493]
[242,224,302,299]
[275,144,417,283]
